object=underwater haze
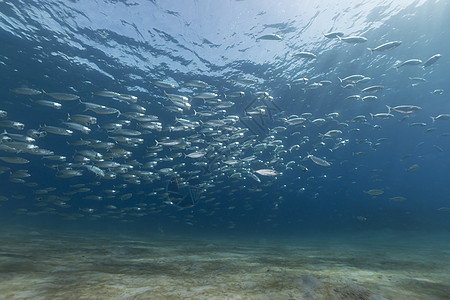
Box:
[0,0,450,299]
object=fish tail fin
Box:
[337,36,342,41]
[386,105,392,113]
[369,113,374,120]
[67,113,71,121]
[430,116,435,123]
[338,77,343,84]
[367,48,373,54]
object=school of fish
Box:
[0,29,448,226]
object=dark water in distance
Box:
[0,0,449,236]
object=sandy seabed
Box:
[0,227,449,300]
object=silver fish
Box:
[338,36,367,43]
[323,31,344,39]
[45,92,80,101]
[254,169,279,176]
[367,41,402,54]
[422,54,442,68]
[307,154,331,167]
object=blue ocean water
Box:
[1,0,448,233]
[1,0,450,298]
